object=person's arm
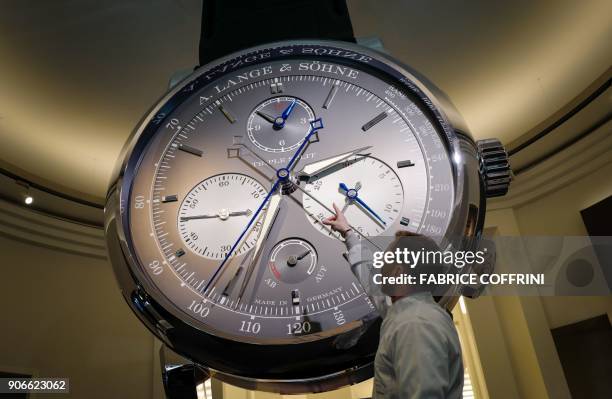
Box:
[393,320,450,398]
[344,230,389,318]
[323,204,389,318]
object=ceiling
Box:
[0,0,610,204]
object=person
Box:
[323,204,464,399]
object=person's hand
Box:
[322,203,352,237]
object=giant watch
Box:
[105,0,511,395]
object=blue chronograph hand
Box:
[339,182,386,226]
[281,98,297,120]
[354,197,386,226]
[274,98,297,128]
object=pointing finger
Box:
[322,216,335,225]
[332,203,341,215]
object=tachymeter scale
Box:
[178,173,266,259]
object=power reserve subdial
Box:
[303,156,404,237]
[247,96,315,153]
[268,238,318,285]
[178,173,267,259]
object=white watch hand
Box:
[236,194,282,303]
[180,214,216,221]
[298,146,371,178]
[225,210,252,218]
[180,209,252,222]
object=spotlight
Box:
[15,181,34,206]
[459,296,467,315]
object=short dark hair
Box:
[387,230,443,265]
[382,230,446,293]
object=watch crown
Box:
[477,138,512,198]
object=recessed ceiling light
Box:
[24,196,33,205]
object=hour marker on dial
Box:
[217,101,236,123]
[397,160,415,168]
[270,78,283,94]
[178,143,203,157]
[292,289,300,305]
[322,81,340,109]
[162,195,178,203]
[361,111,388,131]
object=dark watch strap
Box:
[199,0,355,65]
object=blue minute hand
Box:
[274,98,297,128]
[281,98,297,119]
[339,182,386,226]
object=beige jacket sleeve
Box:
[345,231,389,319]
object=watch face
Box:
[303,155,404,238]
[177,173,267,260]
[124,44,455,341]
[111,41,467,384]
[247,96,315,152]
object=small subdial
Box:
[247,96,315,153]
[268,238,318,285]
[303,156,404,237]
[178,173,267,259]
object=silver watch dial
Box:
[247,96,315,153]
[121,45,455,346]
[268,238,317,285]
[177,173,266,260]
[303,155,405,238]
